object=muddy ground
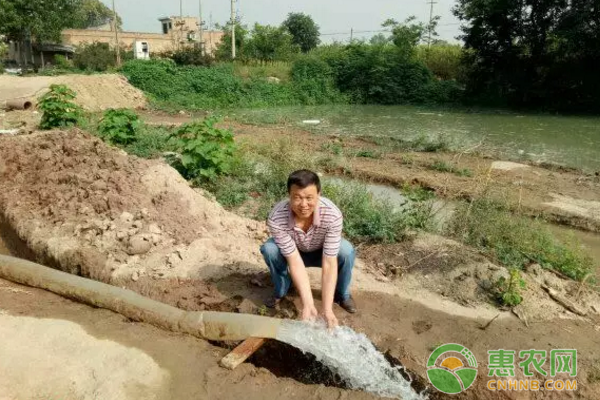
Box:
[1,104,600,399]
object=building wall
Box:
[61,28,224,55]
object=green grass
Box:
[351,149,383,159]
[358,133,451,153]
[321,142,343,155]
[207,138,433,243]
[429,160,473,177]
[447,198,595,281]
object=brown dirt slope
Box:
[0,129,267,286]
[0,74,147,111]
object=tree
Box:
[282,12,320,53]
[0,0,119,43]
[0,0,80,42]
[245,23,299,62]
[454,0,600,111]
[214,21,249,60]
[382,16,432,57]
[72,0,122,30]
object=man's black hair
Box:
[287,169,321,193]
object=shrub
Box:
[416,44,464,81]
[323,181,433,243]
[290,56,345,104]
[73,42,116,71]
[169,47,215,67]
[54,55,74,69]
[169,117,237,183]
[98,108,141,145]
[495,268,526,307]
[38,84,83,129]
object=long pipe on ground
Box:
[0,254,281,341]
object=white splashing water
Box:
[276,320,429,400]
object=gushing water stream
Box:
[276,320,429,400]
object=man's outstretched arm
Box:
[321,215,343,329]
[286,250,318,321]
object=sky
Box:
[105,0,462,44]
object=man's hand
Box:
[322,308,339,330]
[301,304,319,322]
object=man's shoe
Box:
[336,296,357,314]
[265,295,282,309]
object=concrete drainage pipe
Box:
[0,254,281,341]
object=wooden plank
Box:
[219,337,267,370]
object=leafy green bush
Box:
[73,42,115,71]
[416,44,464,81]
[167,47,215,67]
[290,56,345,104]
[323,181,433,243]
[495,268,526,307]
[169,117,237,182]
[98,109,141,145]
[54,55,74,70]
[121,59,343,110]
[447,198,594,281]
[73,42,132,71]
[38,84,83,129]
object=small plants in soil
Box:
[38,84,83,129]
[494,268,526,307]
[98,108,141,145]
[169,117,237,183]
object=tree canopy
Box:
[454,0,600,111]
[0,0,121,43]
[282,12,320,53]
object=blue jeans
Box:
[260,238,355,302]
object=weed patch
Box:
[447,198,594,281]
[98,109,141,145]
[429,160,473,177]
[38,84,83,129]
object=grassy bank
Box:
[447,198,595,281]
[120,59,346,111]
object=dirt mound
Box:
[0,74,147,111]
[0,130,267,287]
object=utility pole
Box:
[198,0,204,54]
[112,0,121,66]
[350,28,353,42]
[180,0,183,18]
[426,0,437,48]
[231,0,236,59]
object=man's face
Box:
[289,184,320,219]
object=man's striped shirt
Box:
[266,197,343,257]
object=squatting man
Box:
[260,169,357,329]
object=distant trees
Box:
[215,22,299,63]
[282,12,320,53]
[72,0,122,30]
[454,0,600,111]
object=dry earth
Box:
[0,74,147,111]
[1,128,600,399]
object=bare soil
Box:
[1,121,600,399]
[0,74,147,111]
